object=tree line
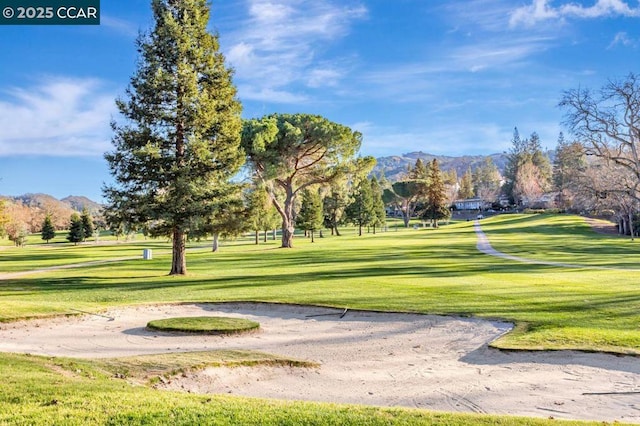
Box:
[3,0,639,271]
[98,0,460,275]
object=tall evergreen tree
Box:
[103,0,243,275]
[473,158,501,206]
[80,208,94,242]
[322,179,350,236]
[422,159,450,228]
[67,213,84,245]
[41,214,56,243]
[297,188,324,242]
[504,128,552,205]
[458,168,475,199]
[346,178,374,236]
[553,132,586,210]
[370,176,386,234]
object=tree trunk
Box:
[358,223,362,236]
[630,212,635,241]
[170,228,187,275]
[280,191,295,248]
[282,224,294,247]
[263,230,267,243]
[311,230,315,243]
[335,226,341,236]
[255,230,259,245]
[373,225,376,235]
[212,233,220,252]
[272,229,276,240]
[402,212,410,227]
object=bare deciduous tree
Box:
[560,73,640,205]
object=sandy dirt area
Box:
[0,302,639,423]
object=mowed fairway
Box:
[1,214,639,353]
[0,214,639,425]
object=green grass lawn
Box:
[146,316,260,334]
[4,351,608,426]
[0,214,638,424]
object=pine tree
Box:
[296,188,324,242]
[458,168,474,199]
[370,176,386,234]
[504,128,552,205]
[67,213,84,245]
[103,0,243,275]
[41,214,56,243]
[322,180,350,236]
[80,208,94,242]
[422,159,450,228]
[553,132,586,209]
[346,178,374,236]
[473,158,501,206]
[242,114,369,248]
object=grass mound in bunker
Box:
[147,316,260,335]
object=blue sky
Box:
[0,0,639,201]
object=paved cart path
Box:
[474,220,640,271]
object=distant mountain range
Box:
[3,151,553,206]
[7,193,103,215]
[372,151,509,181]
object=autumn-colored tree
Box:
[0,199,8,238]
[504,128,551,204]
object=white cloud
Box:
[510,0,640,28]
[0,78,116,157]
[354,123,516,158]
[450,36,553,71]
[236,85,309,104]
[101,14,140,38]
[307,67,345,88]
[223,0,367,103]
[608,31,638,48]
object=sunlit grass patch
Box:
[147,316,260,335]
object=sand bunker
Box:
[0,303,638,423]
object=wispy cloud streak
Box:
[223,0,366,104]
[0,78,115,157]
[510,0,640,27]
